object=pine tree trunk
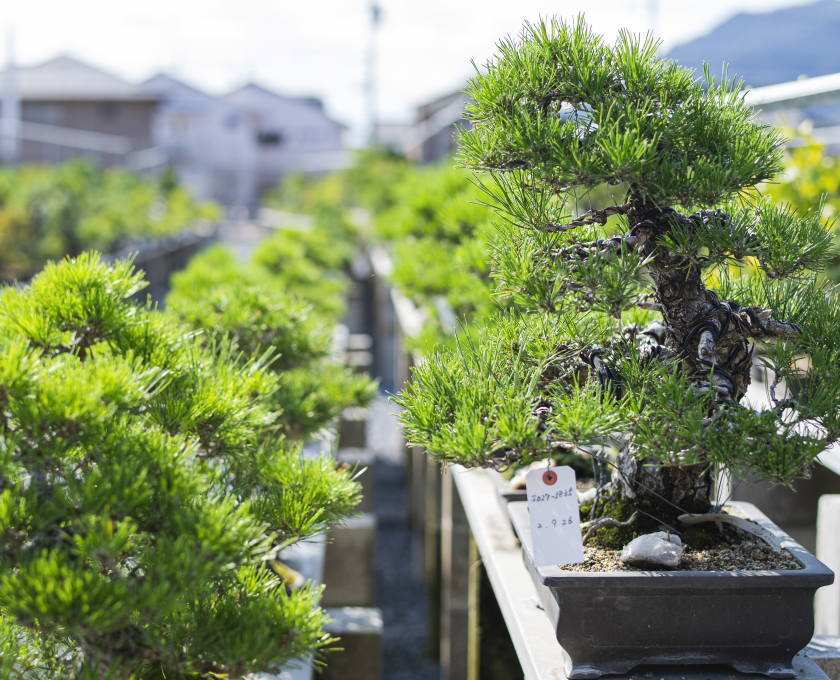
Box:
[626,197,756,400]
[605,197,720,522]
[610,450,713,524]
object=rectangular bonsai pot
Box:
[489,469,527,504]
[508,501,834,679]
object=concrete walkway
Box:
[368,396,442,680]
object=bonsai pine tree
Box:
[0,253,361,678]
[396,18,840,534]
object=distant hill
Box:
[667,0,840,88]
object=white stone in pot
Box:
[620,532,684,569]
[649,530,681,546]
[577,487,598,505]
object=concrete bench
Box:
[337,448,375,513]
[806,637,840,680]
[816,495,840,636]
[321,513,377,608]
[339,407,369,449]
[321,606,383,680]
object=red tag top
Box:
[542,470,558,485]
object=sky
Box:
[1,0,821,144]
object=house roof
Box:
[415,88,466,122]
[745,71,840,113]
[223,83,325,111]
[141,73,234,113]
[0,56,159,102]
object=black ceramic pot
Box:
[508,501,834,679]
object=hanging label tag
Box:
[678,513,782,553]
[526,465,584,567]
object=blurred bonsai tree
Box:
[264,148,412,218]
[763,127,840,280]
[249,226,354,318]
[167,245,378,440]
[0,253,361,677]
[373,163,502,351]
[396,18,840,532]
[768,127,840,214]
[0,160,219,282]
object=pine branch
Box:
[637,301,664,312]
[547,203,632,233]
[735,307,801,341]
[553,233,640,261]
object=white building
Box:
[0,56,160,167]
[141,74,258,207]
[0,55,349,208]
[223,84,348,197]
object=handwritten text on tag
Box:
[526,465,584,567]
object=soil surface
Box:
[559,542,803,572]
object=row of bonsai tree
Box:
[5,14,840,678]
[0,221,376,676]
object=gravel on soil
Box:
[554,496,802,573]
[558,541,803,572]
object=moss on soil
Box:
[579,497,721,551]
[681,526,719,550]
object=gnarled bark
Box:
[601,198,801,512]
[610,452,714,523]
[627,200,799,402]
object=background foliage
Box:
[268,150,501,352]
[0,253,362,678]
[167,234,377,441]
[764,128,840,279]
[263,131,840,380]
[0,161,219,282]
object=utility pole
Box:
[365,3,382,146]
[647,0,660,39]
[0,30,21,164]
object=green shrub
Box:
[0,160,219,282]
[265,148,412,218]
[0,252,361,677]
[767,129,840,214]
[168,246,378,440]
[250,228,353,318]
[374,163,500,350]
[265,151,501,353]
[762,129,840,279]
[260,156,403,318]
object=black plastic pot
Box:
[508,501,834,679]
